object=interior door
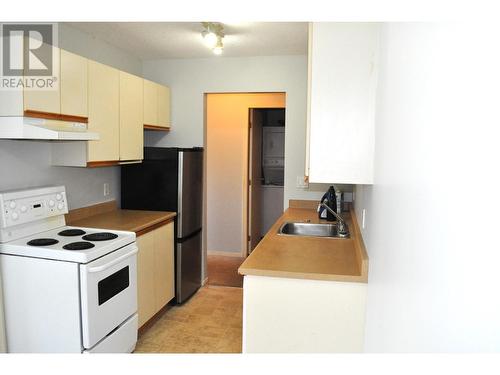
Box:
[248,109,263,254]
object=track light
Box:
[202,30,218,48]
[201,22,225,55]
[213,36,223,55]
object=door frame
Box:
[246,106,286,255]
[203,92,286,262]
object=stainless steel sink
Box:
[277,222,350,238]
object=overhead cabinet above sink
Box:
[306,23,380,184]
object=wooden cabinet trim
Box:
[144,124,170,131]
[86,160,119,168]
[24,110,88,123]
[136,218,175,237]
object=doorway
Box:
[204,93,285,287]
[247,108,285,254]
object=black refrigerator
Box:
[121,147,203,304]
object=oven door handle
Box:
[87,247,138,273]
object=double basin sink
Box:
[278,221,350,239]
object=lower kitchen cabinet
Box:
[242,275,367,352]
[136,221,175,327]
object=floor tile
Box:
[134,285,243,354]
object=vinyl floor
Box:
[207,255,245,288]
[134,285,243,353]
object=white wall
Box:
[0,24,143,209]
[356,23,500,352]
[58,23,143,76]
[0,140,120,209]
[142,55,336,207]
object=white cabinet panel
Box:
[307,23,379,184]
[243,275,367,353]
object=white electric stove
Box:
[0,186,138,353]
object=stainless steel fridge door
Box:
[177,150,203,238]
[176,230,202,303]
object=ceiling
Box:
[65,22,308,60]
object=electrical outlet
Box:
[103,183,110,197]
[362,209,366,229]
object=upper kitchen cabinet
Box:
[120,71,144,161]
[143,79,158,127]
[23,44,61,117]
[157,85,171,128]
[0,42,88,122]
[143,79,171,130]
[52,61,145,167]
[60,49,88,119]
[306,23,380,184]
[87,60,120,164]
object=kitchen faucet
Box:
[321,201,349,238]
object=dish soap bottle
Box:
[318,185,337,221]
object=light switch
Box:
[296,176,309,189]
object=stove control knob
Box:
[49,200,55,207]
[12,212,19,221]
[20,205,27,213]
[57,203,64,210]
[56,193,62,201]
[9,201,16,209]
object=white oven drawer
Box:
[80,243,138,349]
[84,313,138,353]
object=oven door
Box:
[80,243,138,350]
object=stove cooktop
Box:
[58,229,87,237]
[0,226,136,263]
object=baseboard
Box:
[208,250,245,258]
[202,277,209,286]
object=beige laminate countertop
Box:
[68,209,176,236]
[238,203,368,283]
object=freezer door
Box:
[177,150,203,237]
[176,230,202,303]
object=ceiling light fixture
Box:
[202,30,218,48]
[201,22,225,55]
[212,36,223,55]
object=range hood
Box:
[0,117,99,141]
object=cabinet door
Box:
[119,72,144,161]
[157,84,171,128]
[23,43,60,115]
[153,222,175,310]
[307,23,379,184]
[87,61,120,162]
[136,231,156,327]
[143,79,158,126]
[60,49,88,118]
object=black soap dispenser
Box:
[318,185,337,221]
